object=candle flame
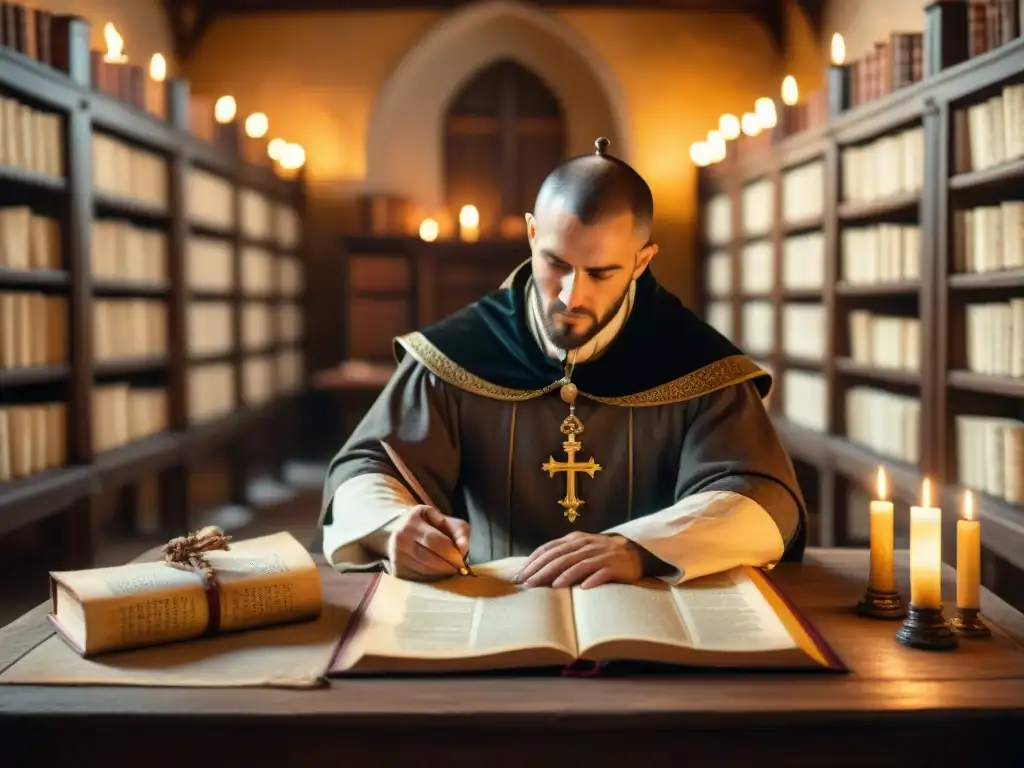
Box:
[419,218,439,242]
[876,466,888,501]
[244,112,269,139]
[214,96,237,124]
[754,97,777,129]
[781,75,799,106]
[963,489,975,521]
[689,141,712,166]
[267,137,287,161]
[149,53,166,82]
[103,23,126,62]
[740,112,761,136]
[458,204,480,228]
[718,113,740,140]
[921,477,932,508]
[830,33,846,66]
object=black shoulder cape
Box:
[395,261,770,403]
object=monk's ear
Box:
[633,242,658,279]
[524,213,536,244]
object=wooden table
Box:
[1,548,1023,766]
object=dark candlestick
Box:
[949,607,991,637]
[896,605,958,650]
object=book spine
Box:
[969,1,990,56]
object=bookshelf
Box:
[696,31,1023,603]
[0,16,306,569]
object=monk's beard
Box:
[540,280,631,352]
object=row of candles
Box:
[689,32,848,167]
[100,23,306,175]
[865,467,987,647]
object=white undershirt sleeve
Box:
[322,473,418,570]
[603,490,785,584]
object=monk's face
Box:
[526,207,657,350]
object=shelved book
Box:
[331,558,844,675]
[48,531,323,657]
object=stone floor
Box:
[0,461,327,627]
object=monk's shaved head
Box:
[526,138,659,351]
[533,137,653,241]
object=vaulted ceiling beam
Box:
[165,0,791,61]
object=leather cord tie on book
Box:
[161,526,232,634]
[162,525,232,587]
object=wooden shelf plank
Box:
[948,269,1024,290]
[781,214,823,235]
[94,191,171,220]
[0,164,67,191]
[0,467,95,538]
[949,157,1024,191]
[0,268,71,290]
[835,280,919,296]
[0,364,70,388]
[94,356,169,378]
[947,370,1024,398]
[92,278,171,298]
[189,288,236,301]
[781,287,825,300]
[837,191,919,221]
[835,358,921,386]
[93,433,183,492]
[190,222,236,239]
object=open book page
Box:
[334,558,577,672]
[205,532,323,633]
[573,567,820,667]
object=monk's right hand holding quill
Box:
[387,505,471,580]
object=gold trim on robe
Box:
[394,331,772,407]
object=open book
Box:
[331,557,843,674]
[49,531,323,657]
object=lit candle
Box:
[458,204,480,242]
[868,467,896,593]
[243,112,270,165]
[956,489,980,610]
[909,477,943,609]
[827,32,851,116]
[145,53,167,119]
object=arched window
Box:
[444,59,565,237]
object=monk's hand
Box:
[388,505,470,581]
[514,532,643,589]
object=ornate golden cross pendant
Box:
[541,413,601,523]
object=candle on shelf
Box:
[145,53,167,120]
[896,477,957,649]
[458,204,480,242]
[827,32,851,116]
[243,112,270,165]
[908,477,942,609]
[213,95,239,153]
[275,142,306,180]
[952,489,990,637]
[91,22,127,99]
[856,467,905,619]
[419,218,439,242]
